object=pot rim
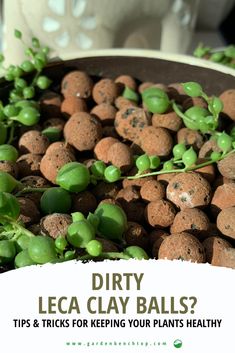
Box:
[59,48,235,78]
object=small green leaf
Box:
[14,29,22,39]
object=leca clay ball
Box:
[215,248,235,269]
[139,126,173,157]
[116,186,144,222]
[17,197,40,225]
[158,232,206,262]
[217,207,235,239]
[199,139,221,159]
[92,78,120,104]
[124,222,148,249]
[140,180,165,202]
[202,236,232,266]
[145,200,176,228]
[94,137,119,163]
[17,154,42,178]
[167,172,212,210]
[0,160,18,178]
[39,91,62,118]
[219,89,235,121]
[40,213,72,239]
[45,141,75,155]
[211,183,235,215]
[61,96,88,118]
[19,130,50,154]
[114,96,138,110]
[91,103,117,126]
[152,111,182,132]
[72,191,97,216]
[115,75,137,90]
[152,234,169,258]
[61,70,93,99]
[217,153,235,179]
[170,208,210,238]
[64,112,102,151]
[114,107,151,142]
[40,148,76,184]
[107,142,134,172]
[177,127,203,150]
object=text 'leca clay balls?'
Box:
[61,71,94,99]
[158,232,206,263]
[64,112,102,151]
[167,172,212,210]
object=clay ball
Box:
[107,142,134,172]
[17,153,42,177]
[115,75,137,90]
[40,213,72,239]
[140,126,173,157]
[202,236,232,266]
[124,222,149,249]
[152,111,182,132]
[94,137,119,163]
[158,232,206,263]
[145,200,176,228]
[92,78,120,104]
[61,70,93,99]
[211,183,235,216]
[217,153,235,179]
[170,208,210,238]
[61,96,88,118]
[219,89,235,121]
[64,112,102,151]
[19,130,50,154]
[17,197,40,225]
[72,191,97,216]
[217,207,235,239]
[91,103,117,125]
[177,128,204,150]
[140,180,165,202]
[167,172,211,210]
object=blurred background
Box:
[0,0,234,63]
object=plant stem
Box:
[15,187,50,197]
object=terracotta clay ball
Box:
[202,236,232,266]
[45,141,74,155]
[92,78,120,104]
[152,234,169,258]
[115,96,138,110]
[61,96,88,118]
[140,180,165,202]
[91,103,117,125]
[217,207,235,239]
[194,158,216,183]
[64,112,102,151]
[182,97,207,111]
[217,153,235,179]
[158,232,206,263]
[177,127,204,150]
[43,117,65,132]
[145,200,176,228]
[140,126,173,157]
[114,107,151,142]
[61,70,93,99]
[72,191,97,215]
[19,130,50,154]
[167,173,211,210]
[115,186,144,222]
[219,89,235,121]
[199,139,221,158]
[40,148,76,184]
[94,137,119,163]
[0,160,18,178]
[92,181,121,201]
[124,222,149,249]
[215,248,235,269]
[107,142,134,172]
[152,111,182,132]
[40,213,72,239]
[17,197,40,225]
[211,183,235,216]
[115,75,137,90]
[17,153,42,177]
[170,208,210,239]
[39,91,62,118]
